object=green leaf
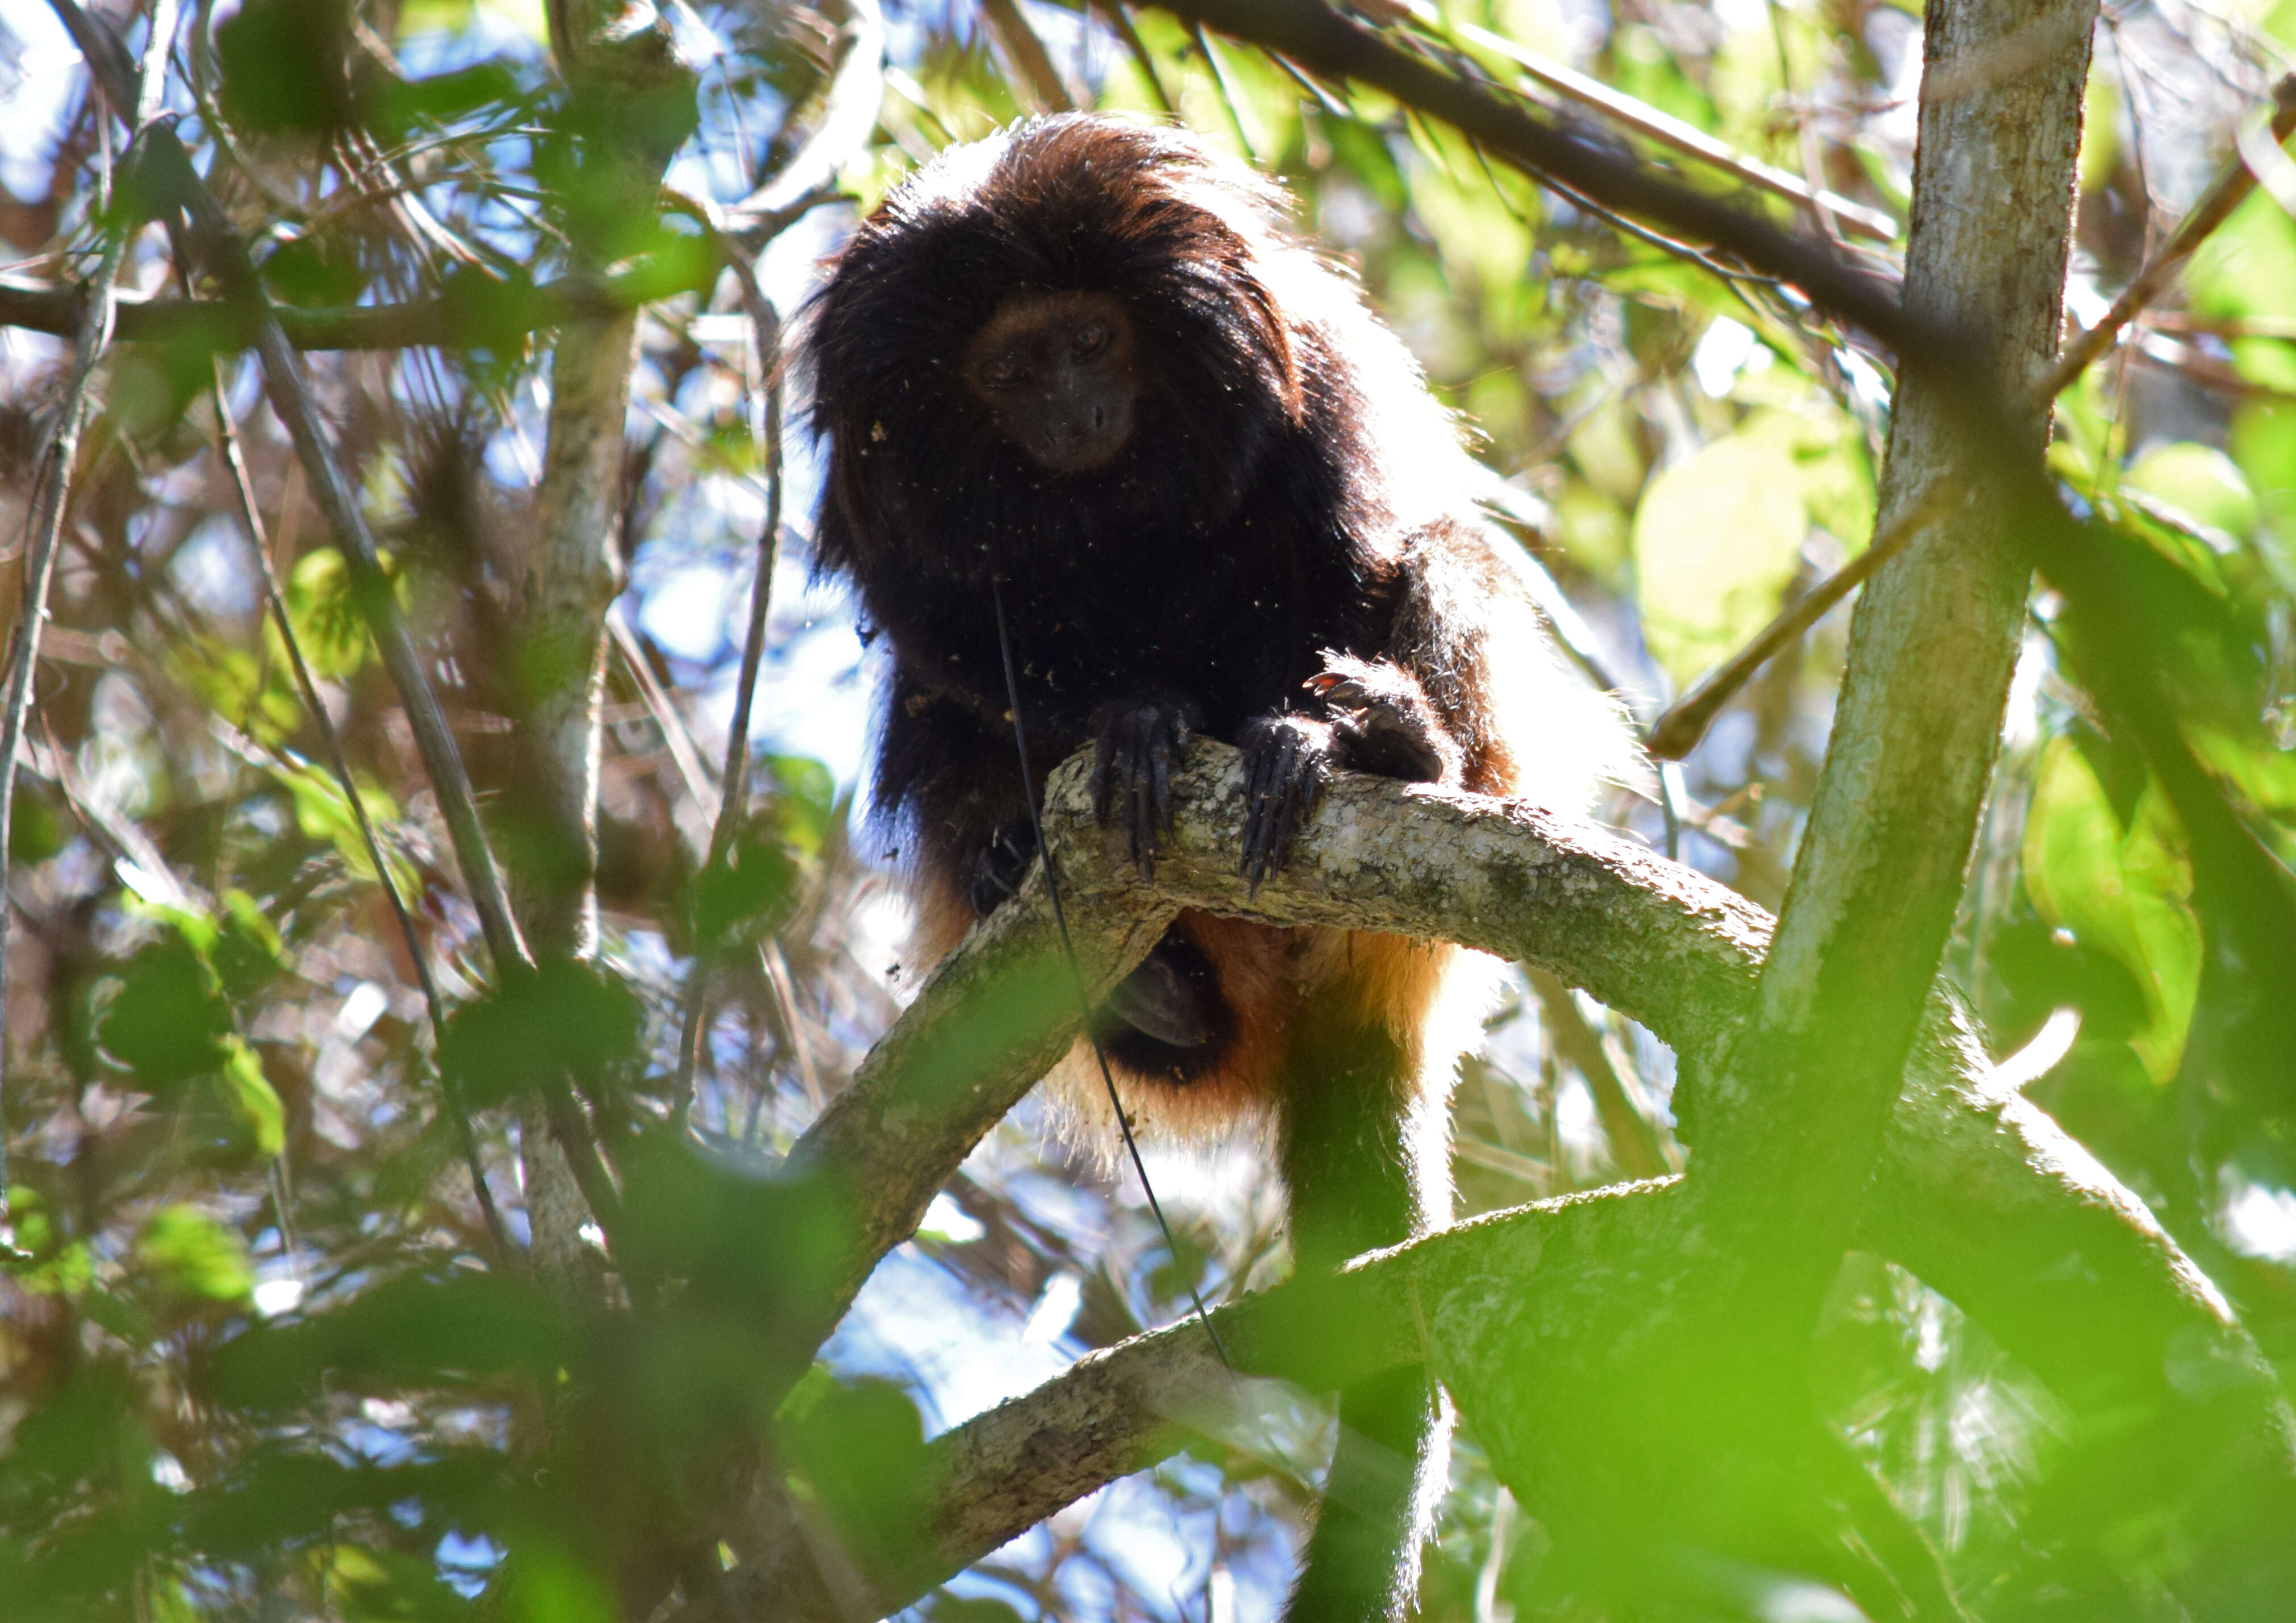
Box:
[768,755,839,858]
[284,547,371,678]
[687,831,795,955]
[2188,189,2296,323]
[99,938,234,1087]
[214,890,288,1000]
[440,959,643,1109]
[269,754,405,887]
[2022,738,2202,1083]
[136,1205,254,1302]
[324,1542,471,1621]
[222,1040,286,1159]
[208,1272,566,1409]
[1633,428,1808,684]
[776,1376,932,1574]
[263,233,368,307]
[218,0,359,137]
[2124,442,2257,548]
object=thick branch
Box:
[510,0,700,1306]
[763,859,1176,1388]
[714,742,2286,1614]
[1690,0,2095,1304]
[1151,0,2296,1019]
[707,1183,1666,1621]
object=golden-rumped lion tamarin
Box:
[802,114,1627,1622]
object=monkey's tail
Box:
[1289,1373,1454,1623]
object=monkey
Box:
[801,115,1628,1622]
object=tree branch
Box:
[0,258,723,351]
[713,740,2286,1614]
[1151,0,2296,1046]
[1687,0,2095,1308]
[2,0,178,1221]
[1393,0,1898,242]
[508,0,700,1297]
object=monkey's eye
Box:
[1071,321,1109,361]
[982,355,1029,390]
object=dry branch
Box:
[2035,73,2296,402]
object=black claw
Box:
[1238,717,1330,894]
[1091,698,1194,880]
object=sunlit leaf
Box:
[1633,427,1808,684]
[284,547,372,677]
[2187,189,2296,323]
[136,1205,254,1303]
[2022,738,2202,1083]
[223,1039,287,1159]
[2124,443,2257,548]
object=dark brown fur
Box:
[802,115,1623,1622]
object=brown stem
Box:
[211,377,514,1263]
[3,0,178,1213]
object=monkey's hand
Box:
[1308,653,1465,786]
[1091,698,1199,880]
[968,820,1039,918]
[1237,713,1337,893]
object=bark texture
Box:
[517,3,698,1291]
[1695,0,2098,1308]
[702,744,2289,1618]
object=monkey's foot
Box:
[1308,652,1462,785]
[969,820,1040,918]
[1090,698,1197,880]
[1238,713,1336,892]
[1101,934,1219,1050]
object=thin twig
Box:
[1528,968,1670,1180]
[0,257,726,352]
[1188,22,1258,161]
[982,0,1077,113]
[1390,0,1897,242]
[2033,72,2296,402]
[672,259,787,1130]
[2,0,178,1222]
[119,130,533,970]
[1098,3,1178,116]
[1646,73,2296,763]
[43,0,657,1264]
[211,377,514,1263]
[727,0,885,221]
[1646,478,1956,760]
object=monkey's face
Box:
[963,291,1139,475]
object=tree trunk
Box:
[514,2,697,1293]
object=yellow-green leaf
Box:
[137,1204,254,1302]
[1633,430,1808,683]
[2023,740,2202,1082]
